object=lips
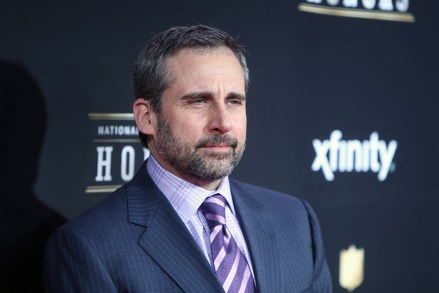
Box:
[200,145,233,153]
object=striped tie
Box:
[200,194,256,293]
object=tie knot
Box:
[200,194,227,228]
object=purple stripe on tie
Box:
[205,213,226,224]
[200,194,256,293]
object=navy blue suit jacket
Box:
[44,163,332,292]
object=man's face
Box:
[148,47,247,189]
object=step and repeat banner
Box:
[1,1,438,292]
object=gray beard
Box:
[155,114,245,182]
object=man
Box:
[44,25,332,292]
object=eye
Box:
[192,98,207,104]
[185,97,209,108]
[229,98,242,105]
[226,96,245,107]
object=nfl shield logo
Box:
[339,244,365,292]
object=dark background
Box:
[1,1,438,292]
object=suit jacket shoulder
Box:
[44,167,223,293]
[229,178,332,292]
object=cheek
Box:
[172,117,206,141]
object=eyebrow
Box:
[226,92,246,102]
[181,91,246,101]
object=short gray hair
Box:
[133,24,249,113]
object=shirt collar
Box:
[146,155,236,224]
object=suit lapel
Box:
[125,164,223,293]
[231,180,282,293]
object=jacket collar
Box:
[125,163,223,292]
[230,179,281,293]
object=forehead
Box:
[164,47,245,89]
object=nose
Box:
[208,104,232,135]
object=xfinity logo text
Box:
[311,130,397,181]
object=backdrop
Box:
[1,1,438,292]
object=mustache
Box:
[195,135,238,149]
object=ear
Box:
[133,98,156,136]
